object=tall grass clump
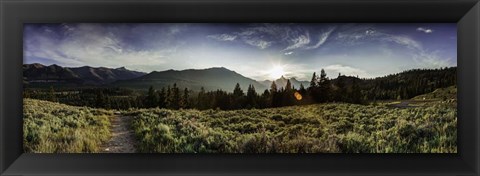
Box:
[23,98,112,153]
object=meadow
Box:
[23,86,457,153]
[127,98,456,153]
[23,99,112,153]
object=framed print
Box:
[1,0,479,175]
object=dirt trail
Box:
[101,115,136,153]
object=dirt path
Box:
[101,115,136,153]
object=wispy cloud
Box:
[207,34,237,41]
[304,27,335,50]
[284,51,293,55]
[283,32,311,51]
[244,39,272,49]
[413,51,453,69]
[24,24,174,70]
[384,35,422,50]
[417,27,433,33]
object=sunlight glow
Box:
[269,65,286,79]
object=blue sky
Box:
[24,23,456,81]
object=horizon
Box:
[24,23,457,81]
[24,62,457,83]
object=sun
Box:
[269,65,286,79]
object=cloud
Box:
[207,34,237,41]
[244,39,272,49]
[304,27,335,50]
[24,24,173,70]
[412,51,453,69]
[283,33,311,50]
[324,64,367,77]
[284,51,293,55]
[417,27,433,33]
[384,35,422,50]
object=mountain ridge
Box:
[23,63,147,86]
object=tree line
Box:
[23,67,456,110]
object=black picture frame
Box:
[1,0,479,175]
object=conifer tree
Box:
[181,88,190,109]
[246,84,257,109]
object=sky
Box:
[24,23,457,81]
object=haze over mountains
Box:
[260,76,310,90]
[113,67,268,91]
[23,63,311,92]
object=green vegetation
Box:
[23,99,112,153]
[413,86,457,101]
[129,100,457,153]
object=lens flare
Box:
[294,91,303,100]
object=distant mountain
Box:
[23,63,146,86]
[113,67,268,92]
[260,76,310,90]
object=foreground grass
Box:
[128,101,457,153]
[23,99,112,153]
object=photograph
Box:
[22,23,457,153]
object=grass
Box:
[128,101,457,153]
[23,99,112,153]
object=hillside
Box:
[23,63,146,86]
[412,86,457,101]
[113,67,268,92]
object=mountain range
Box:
[113,67,268,92]
[23,63,310,92]
[23,63,146,86]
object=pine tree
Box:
[233,83,244,97]
[283,80,294,106]
[246,84,257,109]
[270,81,280,107]
[231,83,245,109]
[158,87,166,108]
[171,83,181,109]
[285,80,292,91]
[318,69,331,102]
[181,88,190,109]
[260,89,271,108]
[146,86,159,108]
[310,72,318,88]
[197,87,207,110]
[166,85,172,109]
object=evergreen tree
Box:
[166,85,172,109]
[231,83,245,109]
[146,86,159,108]
[310,72,318,88]
[318,69,331,102]
[270,81,280,107]
[259,89,271,108]
[171,83,181,109]
[335,74,346,102]
[246,84,258,109]
[197,87,207,110]
[233,83,244,97]
[158,87,166,108]
[283,80,294,106]
[181,88,190,109]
